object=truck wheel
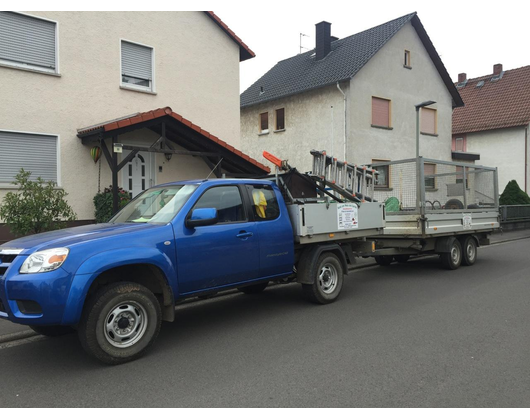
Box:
[440,237,462,270]
[375,256,394,266]
[394,255,410,264]
[302,253,343,304]
[78,282,161,365]
[30,325,74,337]
[461,236,477,266]
[238,282,268,294]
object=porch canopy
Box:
[77,106,270,213]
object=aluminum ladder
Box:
[310,150,377,202]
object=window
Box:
[193,186,245,223]
[421,108,437,135]
[372,97,391,128]
[372,159,390,189]
[0,12,58,74]
[121,40,154,91]
[248,185,280,221]
[453,136,466,152]
[259,112,269,133]
[424,163,436,190]
[275,108,285,131]
[0,131,58,184]
[456,166,469,188]
[404,50,411,68]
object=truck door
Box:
[246,184,294,278]
[175,185,260,294]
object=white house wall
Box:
[466,126,528,193]
[0,11,241,221]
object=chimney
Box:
[458,73,467,83]
[315,21,331,60]
[493,63,503,75]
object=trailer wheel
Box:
[375,256,394,266]
[394,255,410,264]
[460,236,477,266]
[238,282,269,294]
[302,253,343,304]
[78,282,161,365]
[440,237,462,270]
[30,325,75,337]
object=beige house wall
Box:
[0,11,241,221]
[240,21,454,173]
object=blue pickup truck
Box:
[0,178,355,364]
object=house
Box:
[240,13,463,191]
[452,64,530,193]
[0,11,268,243]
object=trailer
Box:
[266,150,500,271]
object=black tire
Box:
[375,255,394,266]
[238,281,268,294]
[440,237,462,270]
[394,255,410,264]
[78,282,162,365]
[460,236,477,266]
[302,253,343,304]
[30,325,74,337]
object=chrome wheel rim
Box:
[318,264,338,294]
[467,243,476,262]
[104,301,148,348]
[451,245,461,265]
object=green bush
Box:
[0,169,77,237]
[93,186,131,223]
[499,180,530,205]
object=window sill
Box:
[403,65,412,70]
[274,129,286,133]
[375,187,393,191]
[425,188,438,192]
[0,184,62,190]
[258,131,269,136]
[120,85,157,95]
[0,62,60,77]
[371,125,393,131]
[420,132,438,137]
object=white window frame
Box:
[0,129,61,188]
[0,11,60,76]
[119,38,156,94]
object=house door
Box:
[124,152,154,198]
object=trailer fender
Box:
[297,244,348,284]
[435,236,458,253]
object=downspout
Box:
[526,126,528,193]
[524,126,528,194]
[336,82,347,161]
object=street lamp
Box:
[414,100,436,213]
[415,100,436,158]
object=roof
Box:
[453,65,530,134]
[240,13,463,109]
[77,107,270,174]
[204,11,255,62]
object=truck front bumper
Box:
[0,265,72,326]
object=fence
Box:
[500,205,530,222]
[369,157,499,214]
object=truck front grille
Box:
[0,250,23,278]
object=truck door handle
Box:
[237,231,253,239]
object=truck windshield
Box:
[110,184,198,224]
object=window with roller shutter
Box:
[0,12,58,74]
[371,97,391,128]
[0,131,58,184]
[121,40,154,92]
[421,108,437,135]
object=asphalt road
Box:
[1,238,529,407]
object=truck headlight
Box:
[19,248,70,274]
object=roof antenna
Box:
[299,33,309,54]
[207,158,224,179]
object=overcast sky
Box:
[214,10,530,92]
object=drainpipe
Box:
[526,126,528,193]
[524,126,528,194]
[336,82,347,161]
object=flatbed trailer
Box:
[266,151,500,271]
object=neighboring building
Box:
[240,12,464,184]
[453,64,530,193]
[0,11,267,242]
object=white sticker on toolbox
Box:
[463,213,472,229]
[338,203,358,230]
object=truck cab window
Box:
[194,186,245,223]
[249,185,280,221]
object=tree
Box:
[499,180,530,205]
[0,169,77,237]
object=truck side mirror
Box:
[186,208,218,229]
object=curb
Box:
[0,329,38,344]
